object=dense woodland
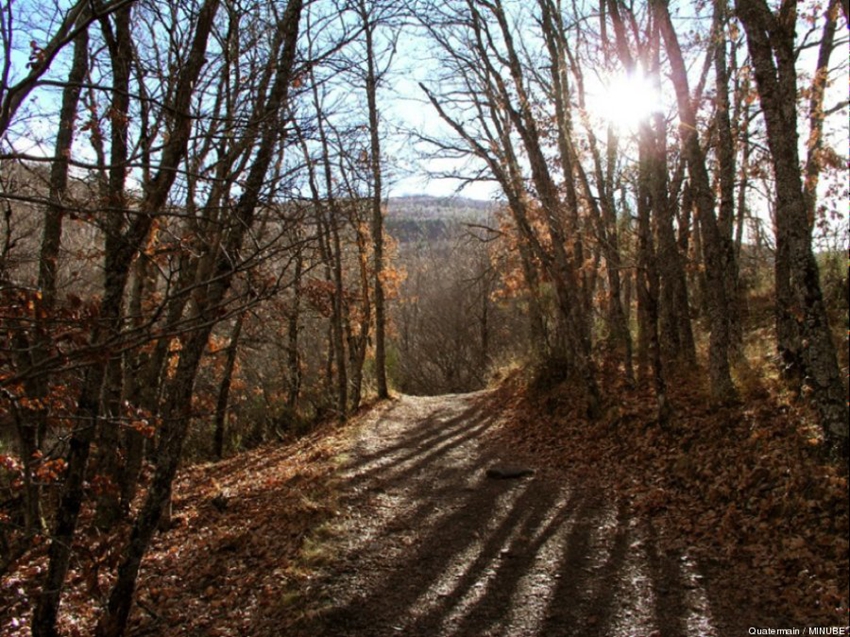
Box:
[0,0,847,635]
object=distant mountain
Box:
[385,195,498,243]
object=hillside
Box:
[386,195,496,220]
[385,195,497,243]
[2,372,846,636]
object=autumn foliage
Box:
[1,0,848,635]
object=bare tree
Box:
[656,0,738,404]
[354,0,398,400]
[417,0,602,415]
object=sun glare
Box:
[588,72,663,132]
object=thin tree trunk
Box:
[214,312,244,459]
[119,254,157,513]
[639,114,669,424]
[713,0,743,356]
[587,122,634,378]
[652,83,695,365]
[287,247,303,411]
[515,230,548,358]
[657,0,737,404]
[38,16,87,353]
[91,1,140,532]
[802,0,840,228]
[734,100,751,265]
[328,215,348,417]
[306,67,348,418]
[18,6,90,539]
[347,216,372,411]
[358,0,389,400]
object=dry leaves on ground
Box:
[0,420,351,637]
[489,363,849,627]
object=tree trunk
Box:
[736,0,848,455]
[287,246,303,411]
[712,0,743,357]
[17,2,90,541]
[657,0,737,404]
[568,34,636,379]
[328,214,348,417]
[638,114,669,424]
[93,1,134,532]
[589,123,634,378]
[96,327,209,637]
[119,255,158,513]
[214,312,244,459]
[802,0,840,228]
[31,369,100,637]
[306,66,348,418]
[652,100,695,366]
[515,229,548,358]
[358,0,389,400]
[33,0,224,632]
[349,215,373,410]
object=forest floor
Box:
[285,390,761,637]
[2,367,848,636]
[282,384,848,637]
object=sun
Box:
[586,71,663,132]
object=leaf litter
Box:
[2,361,848,635]
[1,419,352,637]
[489,360,849,629]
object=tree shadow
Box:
[297,393,727,637]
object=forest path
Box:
[290,391,717,637]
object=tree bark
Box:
[33,0,224,632]
[19,10,90,539]
[656,0,737,404]
[637,116,669,423]
[650,73,695,366]
[93,0,134,532]
[347,214,372,410]
[118,254,155,513]
[357,0,389,400]
[736,0,848,455]
[214,312,244,459]
[286,244,303,411]
[712,0,743,356]
[802,0,840,228]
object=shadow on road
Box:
[297,393,724,637]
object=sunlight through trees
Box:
[0,1,846,635]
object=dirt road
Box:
[292,392,732,637]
